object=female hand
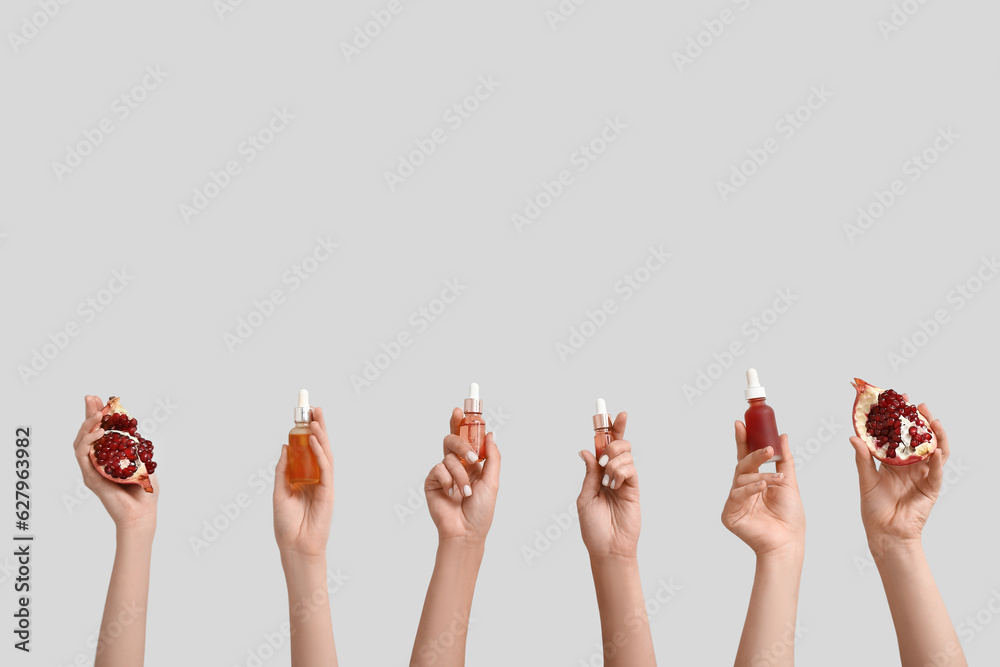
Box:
[849,402,947,551]
[273,407,334,559]
[577,412,641,560]
[73,395,158,533]
[722,422,805,557]
[424,408,501,544]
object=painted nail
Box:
[463,485,472,497]
[772,472,784,479]
[598,454,609,467]
[448,487,454,496]
[602,474,610,487]
[467,451,479,463]
[578,451,586,462]
[610,479,616,490]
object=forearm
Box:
[873,540,966,667]
[281,552,337,667]
[735,545,804,667]
[589,555,656,667]
[410,539,483,667]
[95,525,154,667]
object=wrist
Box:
[869,536,923,564]
[280,548,328,572]
[756,540,805,567]
[115,518,156,547]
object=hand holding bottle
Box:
[73,395,158,533]
[425,407,501,544]
[273,406,334,560]
[722,422,805,557]
[577,410,641,560]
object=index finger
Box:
[449,407,463,436]
[734,421,749,461]
[444,433,479,465]
[611,412,628,441]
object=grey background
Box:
[2,1,999,665]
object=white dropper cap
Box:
[294,389,312,422]
[745,369,766,400]
[464,383,482,413]
[593,397,611,429]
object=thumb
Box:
[850,436,880,494]
[480,432,501,491]
[578,449,601,500]
[273,445,290,499]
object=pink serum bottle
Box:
[460,383,486,463]
[744,369,782,461]
[593,398,612,460]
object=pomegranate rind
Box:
[89,396,154,493]
[851,378,936,467]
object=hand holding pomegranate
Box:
[73,395,157,533]
[849,401,948,552]
[273,407,334,560]
[577,411,642,560]
[722,422,805,558]
[424,408,501,545]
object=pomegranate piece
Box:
[89,396,156,492]
[851,379,936,466]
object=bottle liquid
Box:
[460,383,486,463]
[744,369,782,461]
[593,398,612,459]
[287,389,320,484]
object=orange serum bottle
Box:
[593,398,612,460]
[744,369,782,461]
[459,383,486,463]
[287,389,320,484]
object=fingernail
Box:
[610,479,616,489]
[602,474,610,487]
[578,451,586,462]
[448,487,454,496]
[772,472,784,479]
[598,454,609,467]
[467,451,479,463]
[463,485,472,497]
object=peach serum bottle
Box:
[593,398,612,459]
[287,389,320,484]
[460,383,485,463]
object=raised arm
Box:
[849,403,966,666]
